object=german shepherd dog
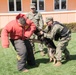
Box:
[34,27,57,64]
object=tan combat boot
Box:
[22,69,29,72]
[54,60,62,67]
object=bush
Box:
[43,22,76,33]
[64,23,76,32]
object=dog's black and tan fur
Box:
[34,27,57,64]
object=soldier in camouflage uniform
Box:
[27,3,45,56]
[40,17,71,66]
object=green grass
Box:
[0,33,76,75]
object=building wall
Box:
[0,0,76,13]
[0,14,16,28]
[22,0,31,12]
[45,0,53,11]
[0,0,8,13]
[0,0,76,29]
[0,11,76,29]
[68,0,76,10]
[42,11,76,24]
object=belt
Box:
[60,30,71,39]
[61,30,71,37]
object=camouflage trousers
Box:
[55,34,71,61]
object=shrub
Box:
[64,23,76,32]
[43,22,76,33]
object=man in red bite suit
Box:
[1,13,36,72]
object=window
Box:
[32,0,37,10]
[54,0,66,10]
[61,0,66,9]
[9,0,22,12]
[32,0,44,11]
[39,0,44,10]
[9,0,14,11]
[55,0,59,9]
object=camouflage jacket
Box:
[44,21,70,40]
[27,11,44,29]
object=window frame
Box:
[31,0,45,12]
[8,0,22,12]
[54,0,67,11]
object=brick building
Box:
[0,0,76,28]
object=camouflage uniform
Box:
[44,18,71,62]
[27,3,44,55]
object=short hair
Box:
[18,17,26,25]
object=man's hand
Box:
[25,37,30,40]
[40,31,44,35]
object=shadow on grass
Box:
[34,48,48,54]
[70,55,76,60]
[62,54,76,64]
[27,54,76,69]
[36,58,49,64]
[27,58,49,69]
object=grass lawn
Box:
[0,33,76,75]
